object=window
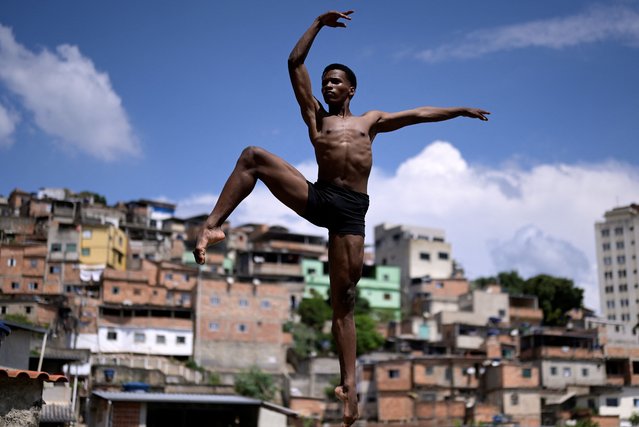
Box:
[210,296,220,306]
[602,242,611,251]
[438,252,449,260]
[522,368,532,378]
[383,293,392,301]
[550,366,558,376]
[112,287,120,295]
[49,265,61,274]
[66,243,77,253]
[156,335,166,344]
[82,230,92,239]
[582,368,589,377]
[30,259,37,268]
[209,322,219,331]
[620,270,627,278]
[50,243,62,252]
[260,300,271,309]
[7,258,17,267]
[615,227,624,236]
[606,397,619,407]
[134,332,146,343]
[81,248,90,256]
[176,336,186,344]
[237,324,248,333]
[425,366,434,375]
[388,369,400,379]
[419,252,431,261]
[563,367,572,377]
[601,229,610,237]
[239,299,249,307]
[0,306,6,314]
[633,398,639,408]
[606,300,615,309]
[133,289,141,296]
[511,393,519,406]
[617,241,625,250]
[11,282,20,290]
[25,306,32,314]
[28,282,38,291]
[604,257,612,266]
[604,272,613,279]
[445,367,452,380]
[498,309,506,318]
[106,331,118,341]
[618,255,626,264]
[165,273,173,280]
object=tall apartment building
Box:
[595,204,639,324]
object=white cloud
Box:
[0,102,19,147]
[176,141,639,312]
[414,4,639,62]
[0,24,139,161]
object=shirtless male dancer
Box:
[193,10,489,426]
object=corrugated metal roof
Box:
[93,391,261,405]
[0,368,68,383]
[92,392,299,417]
[40,404,75,423]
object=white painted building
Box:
[595,204,639,325]
[75,326,192,357]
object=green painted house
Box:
[302,259,401,321]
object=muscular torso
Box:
[311,113,375,194]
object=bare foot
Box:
[335,385,359,426]
[193,226,226,264]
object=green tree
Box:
[629,412,639,426]
[354,314,385,355]
[289,322,319,359]
[523,274,583,326]
[234,366,277,401]
[298,294,332,332]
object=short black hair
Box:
[322,63,357,89]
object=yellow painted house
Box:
[79,224,127,271]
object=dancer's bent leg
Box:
[194,146,308,264]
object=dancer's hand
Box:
[318,10,354,28]
[463,108,491,121]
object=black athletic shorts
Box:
[301,180,369,237]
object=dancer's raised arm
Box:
[288,10,353,127]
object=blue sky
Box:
[1,1,639,310]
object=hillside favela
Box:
[2,187,639,427]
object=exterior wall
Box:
[111,402,141,427]
[378,394,414,422]
[0,300,57,326]
[47,221,80,262]
[0,377,44,427]
[458,288,510,323]
[80,224,127,270]
[376,361,412,391]
[595,205,639,325]
[194,278,290,373]
[539,359,606,389]
[374,223,453,280]
[484,364,539,390]
[96,325,193,356]
[591,387,639,423]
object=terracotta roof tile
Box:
[0,368,68,383]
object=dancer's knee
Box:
[334,283,357,312]
[239,146,269,168]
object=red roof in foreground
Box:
[0,368,68,383]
